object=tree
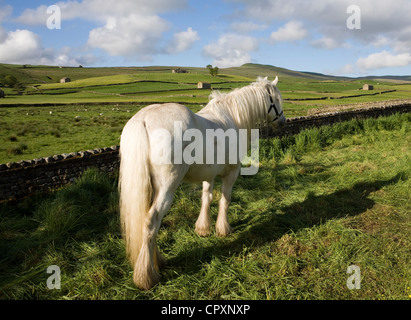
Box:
[207,65,219,77]
[212,66,219,77]
[4,75,18,88]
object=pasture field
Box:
[0,113,410,300]
[1,63,410,164]
[0,104,143,163]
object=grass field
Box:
[1,113,410,300]
[0,104,142,163]
[1,63,410,164]
[2,63,410,109]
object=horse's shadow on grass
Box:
[165,172,405,278]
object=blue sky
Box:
[1,0,411,77]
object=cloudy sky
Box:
[0,0,410,76]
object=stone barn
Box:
[198,82,211,89]
[363,84,374,90]
[60,77,71,83]
[0,89,4,98]
[172,68,187,73]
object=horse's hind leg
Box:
[133,186,176,290]
[216,166,240,237]
[195,180,214,237]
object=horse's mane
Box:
[197,77,273,132]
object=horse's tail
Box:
[119,117,152,269]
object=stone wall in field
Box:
[0,103,410,201]
[0,146,120,201]
[261,102,411,138]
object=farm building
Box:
[362,84,374,90]
[198,82,211,89]
[0,89,4,98]
[172,68,187,73]
[60,77,71,83]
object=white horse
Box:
[119,77,286,290]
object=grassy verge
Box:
[0,113,410,299]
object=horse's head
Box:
[265,76,286,130]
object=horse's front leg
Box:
[195,180,214,237]
[216,166,240,236]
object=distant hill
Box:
[223,63,411,83]
[1,62,410,86]
[222,63,350,81]
[0,64,182,85]
[357,75,411,83]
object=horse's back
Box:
[133,103,196,130]
[125,102,236,183]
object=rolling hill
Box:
[1,62,410,87]
[224,63,411,82]
[223,63,349,81]
[1,62,410,111]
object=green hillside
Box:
[2,62,410,87]
[0,63,251,87]
[0,63,410,112]
[224,63,348,81]
[0,64,186,85]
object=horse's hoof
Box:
[215,225,233,237]
[195,227,211,237]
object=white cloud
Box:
[0,29,45,64]
[311,37,337,50]
[166,27,199,54]
[357,50,411,71]
[233,0,411,56]
[15,0,187,25]
[391,26,411,54]
[371,36,391,48]
[311,37,351,50]
[0,4,12,21]
[230,21,267,33]
[233,0,411,30]
[0,25,7,43]
[14,0,193,62]
[0,27,95,66]
[270,20,308,42]
[87,14,169,60]
[203,34,259,68]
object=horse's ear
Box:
[264,76,268,81]
[273,76,278,86]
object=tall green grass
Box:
[261,113,409,163]
[0,113,410,299]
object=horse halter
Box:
[267,87,283,123]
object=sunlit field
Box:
[1,113,409,300]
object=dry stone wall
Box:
[0,103,410,201]
[261,103,410,138]
[0,146,119,201]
